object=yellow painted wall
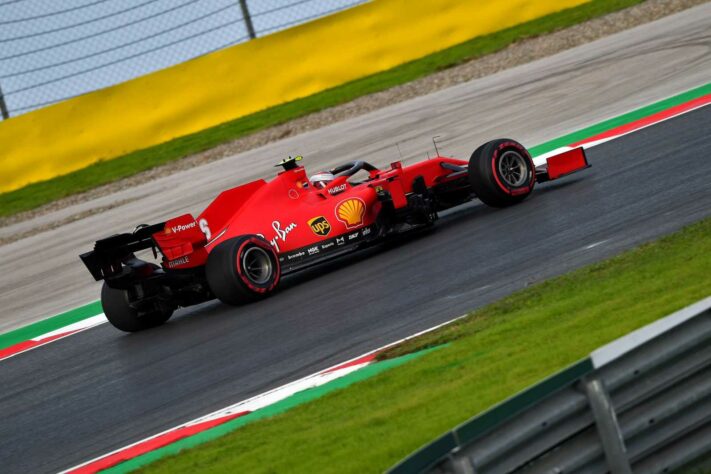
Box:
[0,0,588,193]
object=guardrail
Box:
[388,296,711,474]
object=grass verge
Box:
[0,0,647,218]
[137,217,711,473]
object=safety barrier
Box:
[0,0,368,117]
[0,0,587,194]
[388,296,711,474]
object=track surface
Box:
[1,4,711,332]
[2,6,711,474]
[2,102,711,474]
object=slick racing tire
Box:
[101,283,173,332]
[469,139,535,208]
[206,235,281,305]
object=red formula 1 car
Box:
[80,138,589,332]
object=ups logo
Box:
[308,216,331,236]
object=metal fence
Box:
[0,0,368,119]
[389,296,711,474]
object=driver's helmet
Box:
[310,171,335,189]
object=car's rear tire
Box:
[101,283,173,332]
[206,235,281,305]
[469,139,535,207]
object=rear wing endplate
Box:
[79,222,164,281]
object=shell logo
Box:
[335,198,366,228]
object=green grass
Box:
[138,217,711,473]
[0,0,646,218]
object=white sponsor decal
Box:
[206,228,227,247]
[307,246,320,255]
[348,231,359,241]
[321,242,335,250]
[287,251,305,260]
[198,218,211,240]
[336,237,345,245]
[328,184,347,195]
[362,227,371,236]
[171,221,196,233]
[260,221,297,252]
[167,256,189,268]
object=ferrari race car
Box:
[80,139,589,332]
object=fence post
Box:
[0,82,9,120]
[441,451,476,474]
[583,376,632,474]
[238,0,256,39]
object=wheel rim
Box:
[498,150,529,187]
[241,246,273,285]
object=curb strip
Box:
[64,348,438,474]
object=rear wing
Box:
[535,147,590,183]
[79,212,210,281]
[79,222,164,281]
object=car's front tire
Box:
[469,138,535,207]
[101,283,173,332]
[206,235,281,305]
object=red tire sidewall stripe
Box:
[490,141,535,194]
[235,237,280,294]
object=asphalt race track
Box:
[1,4,710,332]
[2,103,711,474]
[2,5,711,474]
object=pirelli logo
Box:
[308,216,331,236]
